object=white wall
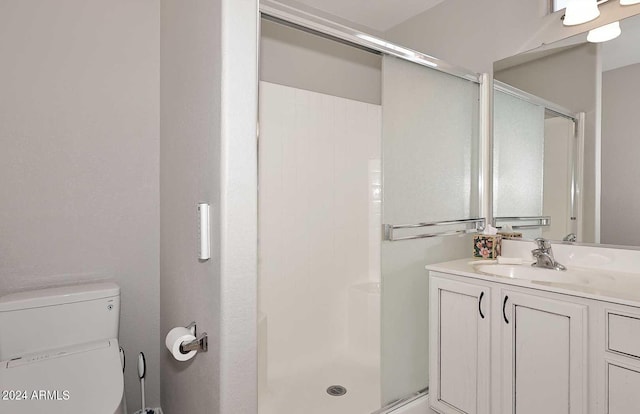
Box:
[601,63,640,246]
[161,0,258,413]
[0,1,160,408]
[261,19,382,104]
[218,2,258,413]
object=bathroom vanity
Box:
[426,240,640,414]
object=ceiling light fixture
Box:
[563,0,601,26]
[620,0,640,5]
[587,21,622,42]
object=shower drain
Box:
[326,385,347,396]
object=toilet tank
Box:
[0,283,120,360]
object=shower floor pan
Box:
[259,356,380,414]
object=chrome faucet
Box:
[563,233,577,242]
[531,238,566,271]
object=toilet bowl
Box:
[0,283,126,413]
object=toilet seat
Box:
[0,338,124,414]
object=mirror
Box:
[493,13,640,247]
[493,83,580,242]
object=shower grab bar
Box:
[383,218,485,241]
[493,216,551,229]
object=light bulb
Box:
[587,21,622,43]
[563,0,600,26]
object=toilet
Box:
[0,283,126,413]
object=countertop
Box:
[426,258,640,308]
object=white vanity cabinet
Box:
[429,277,491,414]
[603,307,640,414]
[500,291,587,414]
[429,272,588,414]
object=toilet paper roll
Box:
[165,327,197,362]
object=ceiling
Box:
[282,0,447,32]
[495,13,640,73]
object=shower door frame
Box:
[257,2,493,247]
[257,1,493,413]
[259,1,481,83]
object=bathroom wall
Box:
[0,0,160,408]
[160,0,221,412]
[260,19,382,104]
[161,0,258,413]
[601,63,640,246]
[494,44,598,114]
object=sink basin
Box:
[474,264,616,286]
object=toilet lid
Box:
[0,338,124,414]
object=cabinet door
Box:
[607,361,640,414]
[501,291,587,414]
[430,276,490,414]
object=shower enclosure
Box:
[258,80,383,414]
[257,3,485,413]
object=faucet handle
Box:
[534,237,551,250]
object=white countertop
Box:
[426,258,640,308]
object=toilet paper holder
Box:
[179,321,208,354]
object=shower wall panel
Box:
[258,81,382,378]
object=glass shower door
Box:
[380,55,481,405]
